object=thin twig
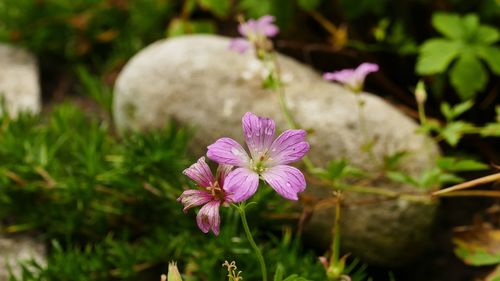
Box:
[436,190,500,198]
[432,173,500,196]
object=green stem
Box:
[336,184,433,203]
[331,193,341,268]
[237,203,267,281]
[354,94,379,165]
[417,101,427,126]
[270,52,318,174]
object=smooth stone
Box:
[0,234,46,280]
[0,44,41,116]
[113,35,440,266]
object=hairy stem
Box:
[237,203,267,281]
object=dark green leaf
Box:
[476,45,500,74]
[167,18,216,37]
[198,0,231,17]
[449,54,487,100]
[297,0,321,11]
[462,14,480,40]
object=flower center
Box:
[251,156,267,174]
[206,181,226,201]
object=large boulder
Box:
[113,35,440,266]
[0,44,41,116]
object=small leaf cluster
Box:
[387,156,488,190]
[416,13,500,100]
[419,101,500,146]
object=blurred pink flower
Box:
[178,157,234,235]
[323,63,379,92]
[229,15,279,54]
[207,112,309,202]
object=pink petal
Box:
[262,165,306,201]
[182,157,215,187]
[268,129,310,165]
[229,38,251,54]
[207,138,250,167]
[196,200,221,235]
[354,63,379,79]
[177,190,214,213]
[238,19,257,37]
[242,112,275,160]
[256,15,279,37]
[223,167,259,202]
[216,164,233,188]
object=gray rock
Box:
[0,234,46,280]
[113,35,440,266]
[0,44,41,116]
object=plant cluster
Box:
[0,105,327,280]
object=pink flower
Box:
[229,15,279,54]
[178,157,234,235]
[207,112,309,202]
[323,63,379,92]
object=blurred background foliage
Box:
[0,0,499,103]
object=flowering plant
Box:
[323,63,379,92]
[229,15,279,55]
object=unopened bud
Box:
[167,262,183,281]
[415,80,427,104]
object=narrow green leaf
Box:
[451,100,474,119]
[416,39,462,75]
[274,263,284,281]
[449,54,488,100]
[432,13,464,39]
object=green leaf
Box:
[440,121,475,146]
[462,14,480,40]
[432,13,464,40]
[297,0,321,11]
[387,171,419,187]
[198,0,231,17]
[475,25,500,44]
[440,100,473,121]
[167,18,216,37]
[283,275,310,281]
[452,100,475,117]
[476,45,500,74]
[274,263,284,281]
[455,246,500,266]
[437,157,488,171]
[437,172,463,185]
[449,54,488,100]
[416,39,462,75]
[454,227,500,266]
[239,0,272,18]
